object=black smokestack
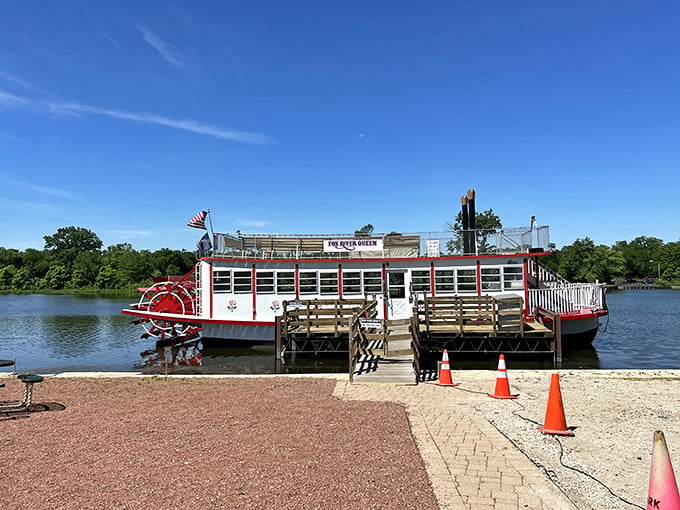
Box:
[467,189,476,254]
[461,195,470,255]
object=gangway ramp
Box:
[351,319,418,385]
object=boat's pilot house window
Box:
[213,270,231,293]
[233,271,252,293]
[277,272,295,294]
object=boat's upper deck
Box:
[210,225,552,260]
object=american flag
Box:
[187,210,208,230]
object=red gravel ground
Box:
[0,377,438,510]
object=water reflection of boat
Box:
[136,339,202,370]
[561,343,600,369]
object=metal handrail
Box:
[528,259,571,287]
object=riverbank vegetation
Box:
[0,226,195,295]
[0,226,678,293]
[541,235,679,286]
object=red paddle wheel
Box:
[134,268,201,342]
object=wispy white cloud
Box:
[0,196,55,211]
[0,88,272,144]
[101,31,122,51]
[0,89,28,109]
[0,71,35,91]
[1,174,74,199]
[0,133,22,143]
[135,24,186,69]
[235,220,270,228]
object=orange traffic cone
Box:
[488,354,518,399]
[647,430,680,510]
[436,349,460,387]
[538,373,574,436]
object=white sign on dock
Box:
[359,318,383,329]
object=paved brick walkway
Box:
[334,375,576,510]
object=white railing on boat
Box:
[210,225,551,259]
[527,258,571,287]
[528,283,605,314]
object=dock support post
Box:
[275,315,283,360]
[553,315,562,367]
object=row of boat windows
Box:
[212,266,524,295]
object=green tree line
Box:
[1,226,679,294]
[0,226,196,293]
[441,209,680,285]
[542,235,680,285]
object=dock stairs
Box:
[352,319,418,385]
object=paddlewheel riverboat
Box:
[122,198,608,356]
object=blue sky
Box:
[1,1,679,251]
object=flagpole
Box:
[207,208,214,237]
[207,208,215,255]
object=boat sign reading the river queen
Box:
[323,238,383,252]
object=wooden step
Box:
[385,338,413,357]
[353,358,416,385]
[387,332,412,341]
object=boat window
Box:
[342,271,362,295]
[434,269,455,294]
[213,270,231,293]
[411,270,430,293]
[456,268,477,293]
[299,271,318,294]
[233,271,252,293]
[481,268,501,291]
[320,271,338,295]
[388,272,406,299]
[256,271,275,294]
[363,271,382,294]
[503,266,524,290]
[276,272,295,294]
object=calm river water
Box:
[0,290,678,374]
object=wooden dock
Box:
[275,295,562,382]
[416,295,556,356]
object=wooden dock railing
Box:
[410,315,421,382]
[416,295,524,336]
[282,298,371,338]
[534,306,563,365]
[348,301,381,382]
